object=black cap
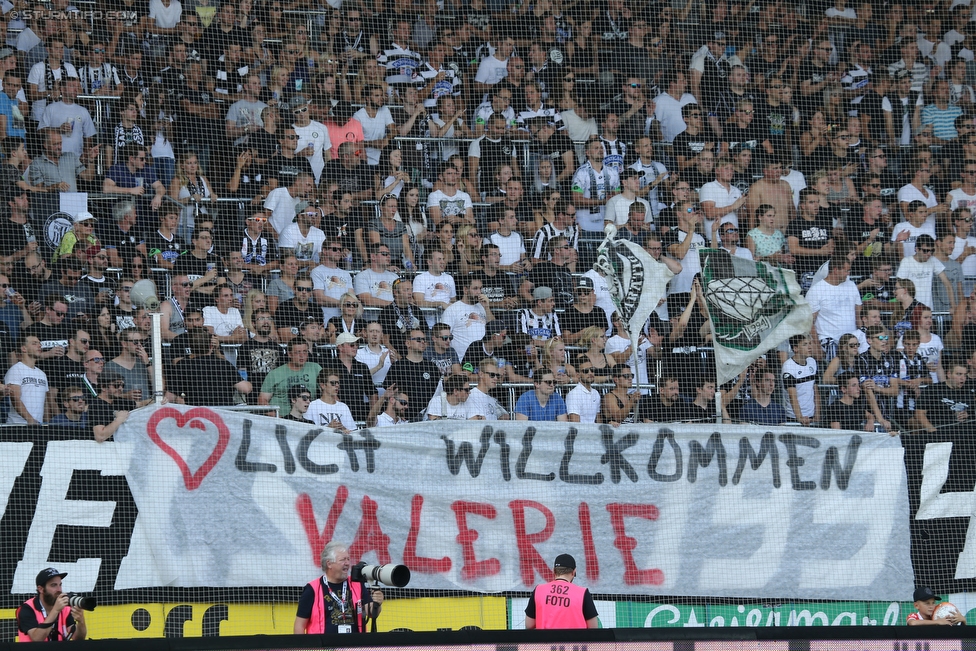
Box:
[619,168,640,180]
[36,567,67,586]
[553,554,576,570]
[486,319,507,336]
[289,384,310,401]
[914,586,940,602]
[575,276,594,290]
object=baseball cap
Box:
[533,286,553,300]
[486,320,507,336]
[289,94,311,110]
[914,587,940,602]
[36,567,67,586]
[619,168,640,180]
[288,384,310,401]
[575,276,594,290]
[336,333,361,345]
[100,370,124,386]
[892,69,911,80]
[295,201,311,215]
[0,48,15,59]
[73,211,96,223]
[553,554,577,570]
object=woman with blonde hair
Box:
[539,337,576,384]
[326,292,365,343]
[576,325,616,383]
[453,224,483,276]
[242,290,269,334]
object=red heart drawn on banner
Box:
[146,407,231,490]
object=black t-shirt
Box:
[238,338,283,402]
[42,356,85,392]
[377,302,423,357]
[384,358,440,421]
[528,261,574,311]
[97,221,143,263]
[24,322,69,352]
[826,397,869,430]
[275,299,317,335]
[559,306,609,336]
[752,98,791,154]
[321,160,373,198]
[88,396,137,431]
[671,130,713,162]
[331,359,377,422]
[267,153,315,188]
[471,269,519,307]
[530,132,575,178]
[637,394,698,422]
[17,596,77,641]
[797,59,832,115]
[858,89,887,144]
[169,355,243,405]
[785,213,834,276]
[145,230,184,266]
[173,252,221,284]
[918,382,976,428]
[296,578,374,634]
[0,217,37,257]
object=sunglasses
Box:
[396,398,409,406]
[249,216,268,223]
[847,343,860,348]
[298,394,311,401]
[294,106,309,114]
[68,396,87,402]
[959,217,975,223]
[629,83,641,88]
[283,134,299,140]
[295,286,313,292]
[484,371,501,379]
[439,335,453,341]
[538,379,555,385]
[327,380,340,386]
[87,357,104,363]
[342,302,359,307]
[876,335,889,341]
[112,382,125,388]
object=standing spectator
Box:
[654,70,698,143]
[891,200,936,259]
[933,230,964,316]
[305,369,358,432]
[807,257,862,356]
[921,80,963,141]
[440,275,492,360]
[603,169,650,231]
[26,35,77,121]
[739,368,788,425]
[412,249,456,327]
[572,136,621,238]
[787,189,835,284]
[377,278,421,357]
[517,286,560,346]
[856,325,900,427]
[105,329,153,407]
[897,234,954,311]
[826,371,875,431]
[204,285,247,344]
[700,157,746,238]
[383,328,439,421]
[5,335,47,424]
[638,373,695,422]
[354,85,396,166]
[427,164,475,228]
[279,202,327,265]
[464,357,508,420]
[783,335,820,426]
[515,371,567,421]
[88,371,134,442]
[238,309,280,402]
[37,76,97,158]
[915,361,975,432]
[50,385,88,428]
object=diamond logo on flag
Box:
[700,249,812,385]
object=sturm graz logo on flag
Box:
[594,239,646,325]
[700,249,802,351]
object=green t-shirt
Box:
[261,362,322,415]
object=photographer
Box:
[17,568,87,641]
[294,542,383,634]
[524,554,598,629]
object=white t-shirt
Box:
[781,356,817,419]
[897,183,939,228]
[474,55,508,85]
[38,102,96,156]
[375,411,406,427]
[413,270,456,327]
[897,255,946,309]
[806,278,862,343]
[604,194,651,227]
[949,188,976,210]
[699,180,743,235]
[584,269,615,327]
[654,91,698,142]
[669,230,706,294]
[466,386,504,419]
[899,333,944,383]
[606,334,652,394]
[950,235,976,288]
[352,106,395,165]
[279,223,326,263]
[5,362,48,424]
[489,230,526,265]
[566,383,601,423]
[890,220,935,258]
[441,300,487,359]
[293,120,332,184]
[149,0,183,27]
[305,398,358,431]
[572,162,621,231]
[311,264,353,323]
[27,60,79,121]
[427,188,473,220]
[356,345,393,387]
[353,268,398,303]
[264,187,299,235]
[426,391,472,419]
[202,306,244,337]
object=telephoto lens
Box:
[66,595,97,611]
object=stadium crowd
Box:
[0,0,976,433]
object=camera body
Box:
[66,595,97,611]
[350,562,410,587]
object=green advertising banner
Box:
[615,601,916,627]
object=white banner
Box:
[12,406,912,600]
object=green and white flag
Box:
[699,249,813,385]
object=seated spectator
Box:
[49,385,88,429]
[738,368,788,425]
[383,328,439,421]
[204,285,247,345]
[515,370,568,421]
[378,278,423,357]
[891,278,926,336]
[325,292,365,343]
[638,374,696,423]
[305,368,358,432]
[783,334,820,426]
[52,212,99,265]
[575,326,617,384]
[88,371,134,442]
[412,248,456,326]
[356,321,394,389]
[915,361,975,432]
[425,322,462,378]
[355,243,399,309]
[275,274,318,343]
[441,274,491,360]
[426,374,473,420]
[174,229,223,299]
[372,385,410,427]
[826,371,875,431]
[259,340,322,416]
[561,277,610,344]
[238,309,281,402]
[170,329,251,406]
[517,286,561,346]
[566,358,602,423]
[897,234,954,312]
[283,384,312,422]
[311,240,353,325]
[601,364,640,425]
[102,144,167,212]
[41,258,95,321]
[464,357,508,420]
